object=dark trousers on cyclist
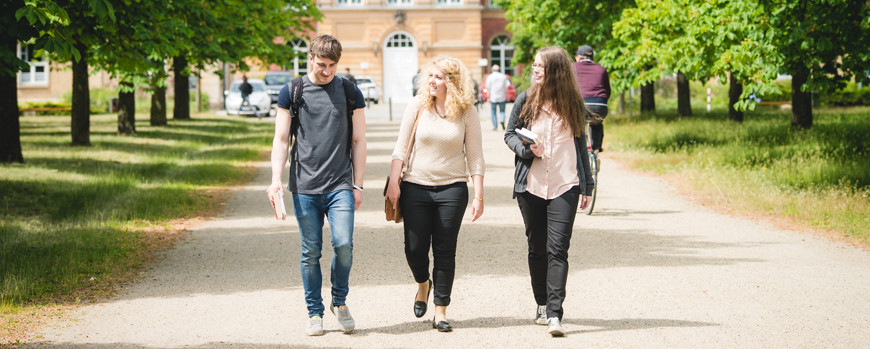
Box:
[584,98,608,152]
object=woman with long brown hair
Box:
[503,46,595,337]
[386,55,485,332]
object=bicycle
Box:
[583,144,600,215]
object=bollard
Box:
[389,97,393,121]
[706,88,712,112]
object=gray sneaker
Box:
[305,315,324,336]
[547,317,565,337]
[330,303,355,333]
[535,305,547,325]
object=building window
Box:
[18,43,49,87]
[387,0,412,5]
[436,0,462,5]
[490,35,515,76]
[337,0,363,6]
[287,39,308,77]
[386,33,415,48]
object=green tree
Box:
[497,0,634,64]
[169,0,321,120]
[598,2,663,114]
[2,0,112,162]
[762,0,870,129]
[16,0,118,146]
[602,0,870,127]
[1,0,43,163]
[601,0,778,119]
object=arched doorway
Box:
[285,39,308,77]
[382,31,419,103]
[490,35,515,76]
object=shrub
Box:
[819,82,870,106]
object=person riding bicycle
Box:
[573,45,610,153]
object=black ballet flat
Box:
[432,318,452,332]
[413,279,432,318]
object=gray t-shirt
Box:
[277,75,365,194]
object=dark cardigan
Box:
[503,91,596,199]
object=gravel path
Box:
[30,106,870,348]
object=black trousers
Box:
[516,186,580,320]
[400,181,468,306]
[586,105,608,151]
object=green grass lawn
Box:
[1,114,273,309]
[604,106,870,247]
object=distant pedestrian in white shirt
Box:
[485,65,511,130]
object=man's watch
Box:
[353,184,364,191]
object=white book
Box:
[273,191,287,220]
[516,127,540,145]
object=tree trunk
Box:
[117,81,136,135]
[677,71,692,117]
[196,75,202,113]
[640,81,655,113]
[0,34,23,163]
[618,92,625,113]
[151,85,167,126]
[173,56,190,120]
[791,69,812,129]
[728,72,744,122]
[71,43,91,146]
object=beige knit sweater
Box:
[392,99,485,186]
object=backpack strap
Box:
[341,77,358,157]
[288,76,304,145]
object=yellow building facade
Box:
[270,0,516,103]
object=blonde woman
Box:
[385,56,484,332]
[503,46,595,337]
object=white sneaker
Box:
[331,303,355,333]
[305,315,324,336]
[535,305,548,325]
[547,317,565,337]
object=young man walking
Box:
[267,35,367,336]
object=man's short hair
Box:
[492,64,500,71]
[576,45,594,59]
[309,35,342,62]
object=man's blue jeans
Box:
[291,189,354,317]
[491,101,506,130]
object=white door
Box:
[382,32,418,104]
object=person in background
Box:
[412,69,421,97]
[503,46,595,337]
[385,55,485,333]
[239,75,253,110]
[573,45,611,153]
[267,34,367,337]
[485,64,511,130]
[344,67,356,85]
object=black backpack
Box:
[287,76,358,156]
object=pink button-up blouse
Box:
[525,107,580,200]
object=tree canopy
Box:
[499,0,870,128]
[3,0,321,162]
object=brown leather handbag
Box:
[384,108,422,223]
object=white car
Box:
[225,79,271,117]
[355,76,379,104]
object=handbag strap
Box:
[401,107,423,172]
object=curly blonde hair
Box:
[415,55,476,119]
